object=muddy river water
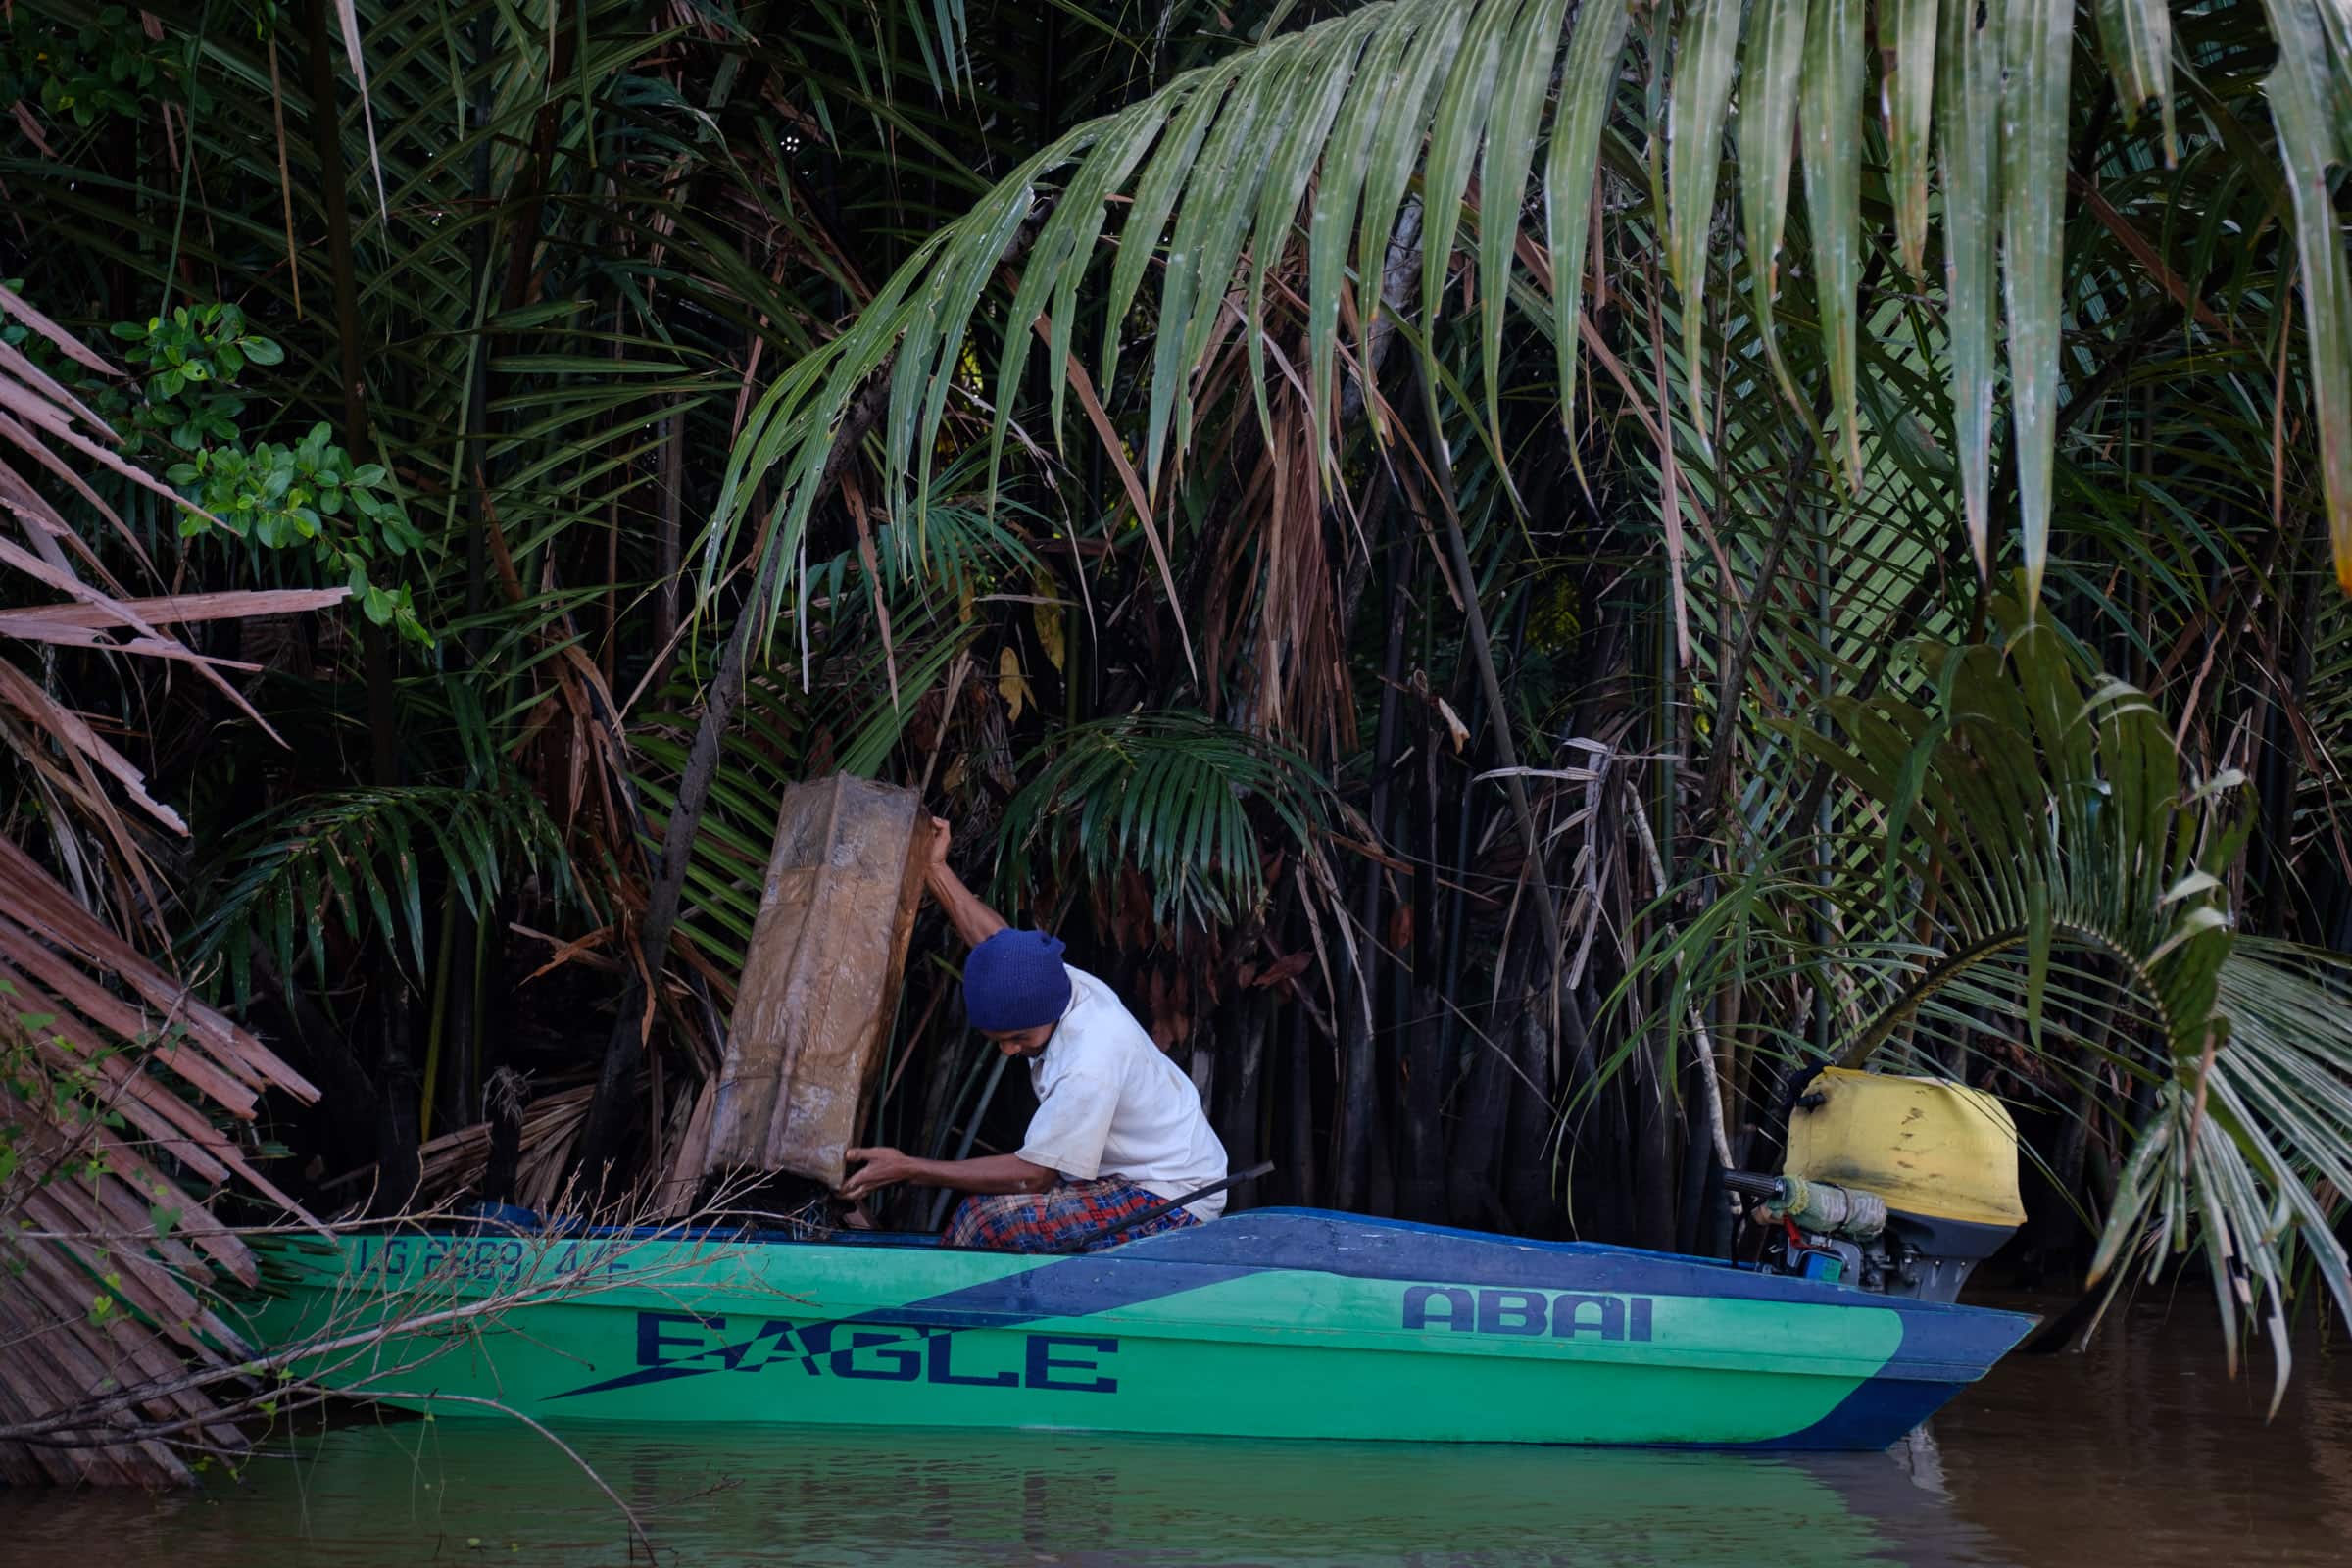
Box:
[3,1294,2344,1565]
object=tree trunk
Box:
[1631,1023,1679,1251]
[1335,540,1408,1210]
[1282,1003,1317,1207]
[303,0,413,1211]
[1446,915,1519,1228]
[1396,707,1446,1221]
[1213,988,1272,1214]
[1501,964,1555,1234]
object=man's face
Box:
[982,1024,1055,1059]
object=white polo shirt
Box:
[1014,965,1230,1220]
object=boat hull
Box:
[236,1208,2033,1450]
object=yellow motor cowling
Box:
[1784,1067,2025,1229]
[1720,1068,2026,1298]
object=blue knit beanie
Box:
[962,929,1072,1031]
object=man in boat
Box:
[840,819,1229,1252]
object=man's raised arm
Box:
[923,815,1008,950]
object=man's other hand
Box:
[922,815,952,883]
[841,1145,920,1201]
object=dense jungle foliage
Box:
[5,0,2352,1419]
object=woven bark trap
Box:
[703,775,931,1187]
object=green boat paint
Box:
[234,1208,2034,1450]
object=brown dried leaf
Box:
[997,645,1030,723]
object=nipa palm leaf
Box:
[704,0,2352,643]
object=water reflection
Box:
[1,1297,2341,1567]
[1931,1294,2352,1566]
[1,1419,2005,1567]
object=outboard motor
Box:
[1726,1068,2025,1301]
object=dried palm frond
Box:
[0,282,331,1484]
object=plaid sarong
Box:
[944,1175,1201,1253]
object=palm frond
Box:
[1672,591,2349,1396]
[707,0,2352,632]
[184,784,575,1003]
[999,711,1328,929]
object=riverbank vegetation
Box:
[4,0,2352,1480]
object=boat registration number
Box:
[356,1235,629,1285]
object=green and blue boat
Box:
[240,1211,2032,1450]
[241,1070,2035,1450]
